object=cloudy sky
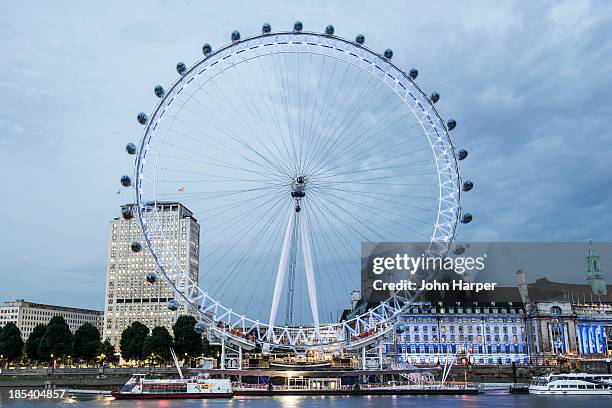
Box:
[0,0,611,310]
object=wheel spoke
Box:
[132,32,461,348]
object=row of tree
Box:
[120,315,220,364]
[0,315,218,365]
[0,316,116,365]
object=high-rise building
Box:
[102,202,200,347]
[0,299,103,340]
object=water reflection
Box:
[1,393,612,408]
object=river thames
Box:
[1,392,612,407]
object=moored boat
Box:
[529,373,612,395]
[111,373,233,400]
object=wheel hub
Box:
[291,176,306,211]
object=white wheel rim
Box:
[134,31,461,351]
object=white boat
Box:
[112,350,232,400]
[112,373,232,400]
[529,373,612,395]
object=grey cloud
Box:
[0,0,610,310]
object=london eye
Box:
[120,22,472,352]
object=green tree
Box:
[25,324,47,362]
[97,340,119,365]
[142,326,173,363]
[172,315,202,359]
[202,337,221,360]
[119,321,149,362]
[73,323,101,362]
[0,323,24,363]
[41,316,73,359]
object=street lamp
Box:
[99,353,106,375]
[50,354,55,374]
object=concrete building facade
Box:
[102,202,200,347]
[0,299,103,340]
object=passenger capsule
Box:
[154,85,165,98]
[447,119,457,131]
[355,34,365,45]
[168,299,179,311]
[122,207,133,220]
[409,69,418,80]
[325,25,334,35]
[420,301,432,312]
[194,322,206,334]
[131,241,142,252]
[176,62,187,76]
[202,43,212,55]
[430,92,440,103]
[457,149,468,160]
[462,180,474,192]
[146,271,158,284]
[461,213,473,224]
[231,30,241,42]
[453,245,465,255]
[137,112,148,125]
[126,143,137,155]
[383,49,393,59]
[120,175,132,187]
[293,21,303,31]
[262,23,271,34]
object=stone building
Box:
[393,301,529,365]
[345,242,612,365]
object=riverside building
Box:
[102,202,200,347]
[0,299,103,340]
[346,242,612,365]
[393,301,529,365]
[527,300,612,363]
[575,302,612,356]
[355,297,611,366]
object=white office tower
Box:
[102,202,200,346]
[0,300,103,340]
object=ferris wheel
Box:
[120,21,473,351]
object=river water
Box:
[0,392,611,408]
